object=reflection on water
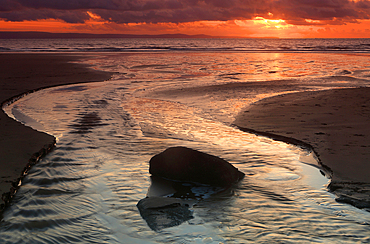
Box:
[2,53,370,243]
[137,176,197,232]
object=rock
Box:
[149,147,245,187]
[139,148,244,231]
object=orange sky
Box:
[1,0,370,38]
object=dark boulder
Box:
[139,147,244,231]
[149,147,244,187]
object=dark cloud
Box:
[0,0,369,24]
[0,0,22,11]
[94,2,264,24]
[272,0,370,24]
[0,8,89,23]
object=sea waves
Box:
[1,38,370,53]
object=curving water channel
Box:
[1,52,370,243]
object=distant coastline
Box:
[0,31,246,39]
[2,32,370,40]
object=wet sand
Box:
[0,53,113,211]
[1,53,369,212]
[233,88,370,184]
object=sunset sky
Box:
[1,0,370,38]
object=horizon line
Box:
[1,31,370,39]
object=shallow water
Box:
[2,52,370,243]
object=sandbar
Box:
[233,88,370,184]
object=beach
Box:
[0,53,113,210]
[1,53,369,205]
[233,88,370,184]
[1,50,370,242]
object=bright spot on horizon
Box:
[253,17,290,29]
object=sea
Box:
[1,38,370,243]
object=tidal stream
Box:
[2,52,370,243]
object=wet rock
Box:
[149,147,245,187]
[138,147,244,231]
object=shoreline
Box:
[233,87,370,184]
[0,53,113,214]
[232,125,333,178]
[233,88,370,210]
[1,53,369,213]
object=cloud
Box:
[0,8,89,23]
[271,0,370,24]
[0,0,369,25]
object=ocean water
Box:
[1,39,370,243]
[1,38,370,53]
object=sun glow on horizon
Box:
[253,17,290,29]
[234,17,297,38]
[1,0,370,38]
[1,15,370,38]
